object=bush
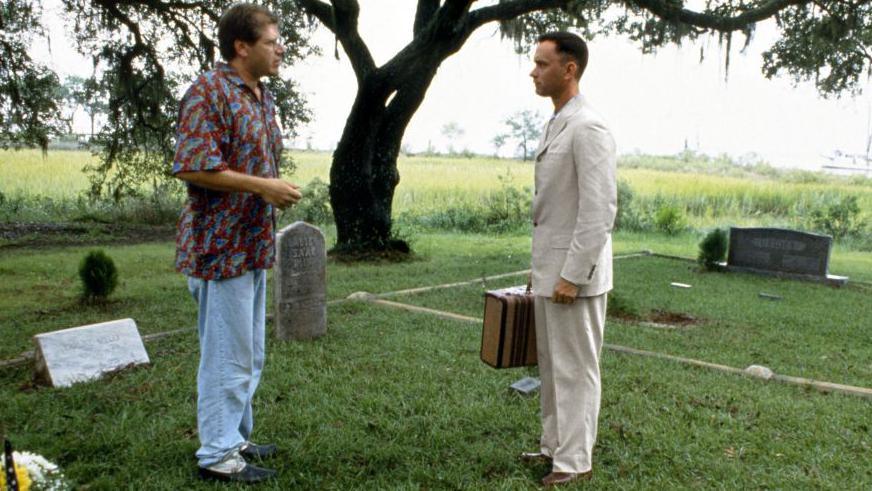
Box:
[654,204,687,235]
[613,192,651,232]
[286,177,333,225]
[483,183,531,232]
[412,205,487,232]
[698,228,728,270]
[79,250,119,301]
[808,195,864,239]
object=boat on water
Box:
[821,150,872,174]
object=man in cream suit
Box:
[523,32,617,487]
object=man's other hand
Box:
[551,278,578,304]
[259,179,301,209]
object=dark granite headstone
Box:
[33,318,150,387]
[727,227,847,286]
[275,222,327,340]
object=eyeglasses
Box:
[259,38,283,50]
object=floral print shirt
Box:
[173,63,283,280]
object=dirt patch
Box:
[0,222,175,249]
[609,309,641,322]
[608,307,703,328]
[648,309,701,326]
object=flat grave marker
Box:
[33,318,149,387]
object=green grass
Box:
[1,232,870,489]
[1,231,867,360]
[402,254,871,386]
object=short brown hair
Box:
[218,3,279,61]
[537,32,588,80]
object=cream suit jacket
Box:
[531,95,617,298]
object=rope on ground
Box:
[0,352,33,369]
[142,327,195,341]
[649,252,695,262]
[370,298,481,323]
[350,294,872,400]
[368,250,651,300]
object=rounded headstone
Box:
[274,222,327,341]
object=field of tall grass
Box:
[2,148,870,247]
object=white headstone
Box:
[33,318,150,387]
[275,222,327,341]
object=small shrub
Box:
[483,184,530,232]
[79,250,118,301]
[287,177,333,225]
[654,204,687,235]
[809,195,864,239]
[698,228,728,270]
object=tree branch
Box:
[300,0,376,82]
[414,0,439,35]
[298,0,335,31]
[433,0,478,32]
[468,0,568,29]
[628,0,808,32]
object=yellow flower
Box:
[0,461,33,491]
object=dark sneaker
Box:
[198,451,277,483]
[240,441,278,460]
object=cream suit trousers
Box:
[534,293,606,473]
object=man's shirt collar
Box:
[216,62,247,87]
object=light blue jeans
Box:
[187,269,266,468]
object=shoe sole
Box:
[198,466,277,483]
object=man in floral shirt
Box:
[172,3,301,483]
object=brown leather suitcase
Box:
[480,286,537,368]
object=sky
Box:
[35,0,872,170]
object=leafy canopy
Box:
[1,0,314,199]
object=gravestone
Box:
[726,227,848,286]
[275,222,327,340]
[33,318,150,387]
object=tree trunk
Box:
[310,0,486,256]
[329,67,436,256]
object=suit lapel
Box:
[535,95,585,161]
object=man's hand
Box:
[258,178,301,209]
[551,277,578,304]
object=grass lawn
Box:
[1,232,870,489]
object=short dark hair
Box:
[537,31,588,80]
[218,3,279,61]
